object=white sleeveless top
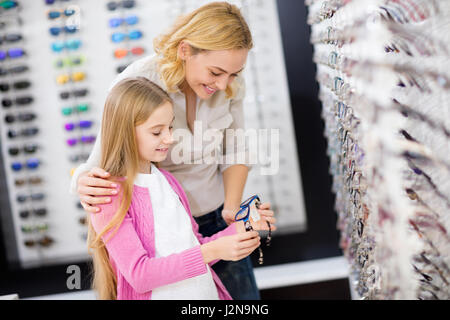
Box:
[134,164,219,300]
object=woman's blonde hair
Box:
[153,1,253,98]
[87,77,172,300]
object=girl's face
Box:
[135,101,175,173]
[180,45,249,99]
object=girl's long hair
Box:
[153,1,253,98]
[87,77,172,300]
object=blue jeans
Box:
[194,204,261,300]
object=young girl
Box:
[88,77,267,300]
[75,2,276,300]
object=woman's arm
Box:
[218,75,252,223]
[219,76,276,227]
[222,164,249,217]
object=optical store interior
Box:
[0,0,449,300]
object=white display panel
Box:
[0,0,306,268]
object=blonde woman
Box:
[89,76,269,300]
[72,2,275,300]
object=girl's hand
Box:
[77,167,120,213]
[201,230,260,263]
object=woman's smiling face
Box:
[179,43,248,99]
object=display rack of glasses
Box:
[306,0,450,299]
[0,0,48,267]
[0,0,306,269]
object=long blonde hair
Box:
[153,1,253,98]
[87,77,172,300]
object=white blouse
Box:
[135,164,219,300]
[71,54,251,217]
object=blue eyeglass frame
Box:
[234,194,272,265]
[234,195,261,224]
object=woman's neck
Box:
[180,80,195,98]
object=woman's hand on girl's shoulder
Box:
[77,167,122,214]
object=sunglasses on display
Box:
[51,39,82,52]
[59,88,88,100]
[109,14,138,28]
[64,120,93,131]
[8,127,39,139]
[0,80,31,91]
[2,96,33,108]
[0,65,29,77]
[56,71,86,85]
[66,135,96,146]
[68,153,90,163]
[49,25,78,36]
[8,144,39,156]
[106,0,136,11]
[4,112,36,123]
[11,158,40,171]
[19,208,47,218]
[47,8,77,19]
[54,55,85,68]
[17,193,45,203]
[0,33,22,44]
[15,176,43,187]
[61,103,89,115]
[111,30,142,43]
[45,0,72,5]
[22,223,49,234]
[23,236,54,248]
[114,46,144,59]
[0,0,18,10]
[0,48,25,60]
[22,225,47,236]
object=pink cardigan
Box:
[89,169,235,300]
